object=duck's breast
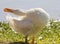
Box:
[9,18,33,35]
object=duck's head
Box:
[3,8,14,12]
[3,8,26,16]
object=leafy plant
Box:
[0,20,60,44]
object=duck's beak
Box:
[3,8,14,12]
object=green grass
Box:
[0,20,60,44]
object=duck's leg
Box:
[30,36,35,44]
[25,35,28,43]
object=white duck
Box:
[3,8,50,44]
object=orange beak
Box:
[3,8,13,12]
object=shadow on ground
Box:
[9,41,29,44]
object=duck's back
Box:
[26,8,49,27]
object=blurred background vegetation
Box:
[0,20,60,44]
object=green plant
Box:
[0,20,60,44]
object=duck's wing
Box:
[6,15,33,35]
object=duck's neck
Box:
[11,10,26,16]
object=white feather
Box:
[6,8,50,36]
